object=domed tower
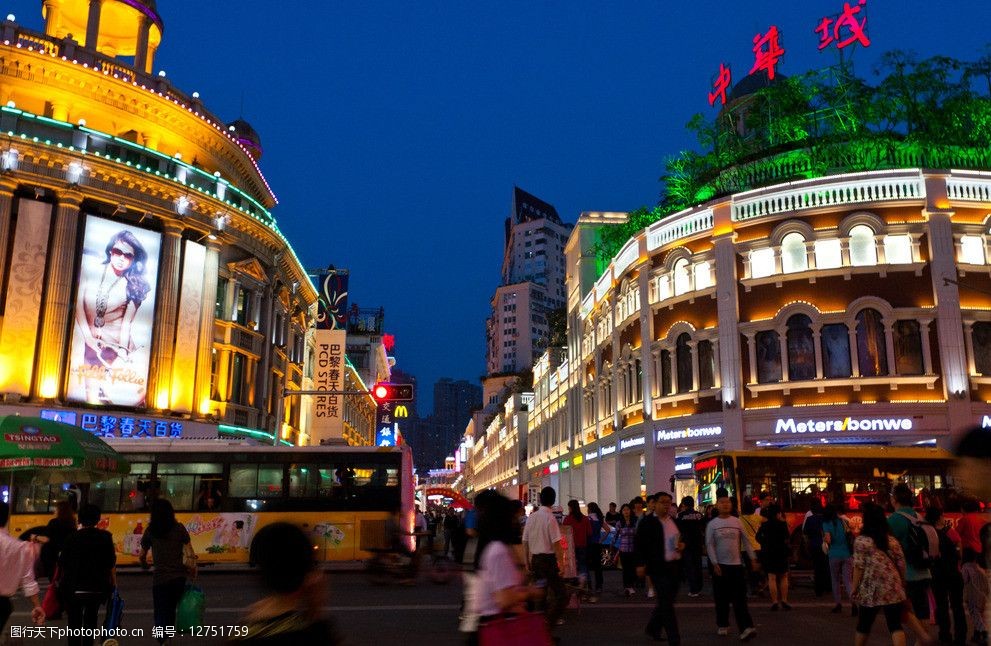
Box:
[41,0,164,73]
[228,119,263,162]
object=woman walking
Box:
[563,500,592,585]
[822,503,855,615]
[850,503,907,646]
[756,504,791,611]
[139,499,195,644]
[616,504,639,596]
[585,502,609,600]
[465,490,540,646]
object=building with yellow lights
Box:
[0,3,329,444]
[526,169,991,503]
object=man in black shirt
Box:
[676,496,705,597]
[605,502,621,524]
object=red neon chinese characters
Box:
[816,0,870,50]
[708,62,732,107]
[750,25,785,81]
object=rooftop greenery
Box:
[595,49,991,264]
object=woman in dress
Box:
[756,504,791,610]
[851,503,907,646]
[73,229,151,405]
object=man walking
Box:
[676,496,705,597]
[636,492,684,644]
[888,483,934,640]
[522,486,567,628]
[0,501,45,634]
[706,494,758,641]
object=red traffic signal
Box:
[370,382,414,403]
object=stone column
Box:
[638,266,655,418]
[610,295,621,432]
[924,201,972,446]
[193,238,220,416]
[34,191,83,399]
[84,0,103,50]
[0,179,16,295]
[43,0,62,36]
[134,16,151,73]
[713,228,745,449]
[147,222,182,409]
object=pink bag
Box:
[478,612,553,646]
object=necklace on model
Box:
[94,265,124,328]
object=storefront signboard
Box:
[657,425,722,443]
[774,416,912,434]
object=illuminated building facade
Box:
[527,171,991,504]
[0,5,318,444]
[471,391,531,500]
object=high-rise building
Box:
[486,188,573,375]
[433,378,482,436]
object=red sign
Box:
[708,62,732,107]
[694,457,718,471]
[750,25,785,81]
[816,0,870,50]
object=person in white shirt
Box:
[0,501,45,633]
[705,494,759,641]
[636,492,684,644]
[522,486,566,629]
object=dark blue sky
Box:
[10,1,988,412]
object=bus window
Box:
[289,465,332,497]
[12,473,61,513]
[230,464,284,498]
[155,463,223,511]
[86,463,154,512]
[694,456,735,509]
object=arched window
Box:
[676,333,693,393]
[634,359,643,402]
[698,340,715,390]
[660,349,672,395]
[755,330,782,383]
[883,235,913,264]
[974,323,991,375]
[657,275,672,300]
[786,314,816,380]
[961,235,986,265]
[694,260,712,290]
[821,323,852,378]
[673,258,691,296]
[893,320,924,375]
[750,248,776,278]
[849,225,878,266]
[856,308,888,376]
[781,233,808,273]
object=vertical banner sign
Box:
[313,329,346,441]
[0,199,53,395]
[312,270,348,442]
[377,402,397,447]
[315,269,349,330]
[67,215,162,406]
[170,240,206,413]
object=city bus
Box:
[692,445,961,530]
[6,440,415,564]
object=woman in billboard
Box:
[73,229,152,405]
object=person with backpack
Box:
[822,503,855,615]
[887,483,935,637]
[925,507,967,646]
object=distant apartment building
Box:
[486,188,573,375]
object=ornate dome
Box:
[228,119,263,161]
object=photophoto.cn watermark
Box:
[9,626,143,640]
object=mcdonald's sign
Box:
[394,405,409,418]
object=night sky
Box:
[8,1,988,413]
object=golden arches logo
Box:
[394,405,409,418]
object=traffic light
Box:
[371,382,414,403]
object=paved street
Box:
[5,566,887,645]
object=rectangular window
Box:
[883,235,913,264]
[156,463,224,511]
[961,235,986,265]
[750,248,776,279]
[215,278,228,319]
[814,239,843,269]
[229,464,284,498]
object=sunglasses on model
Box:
[110,247,135,260]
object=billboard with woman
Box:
[67,216,161,406]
